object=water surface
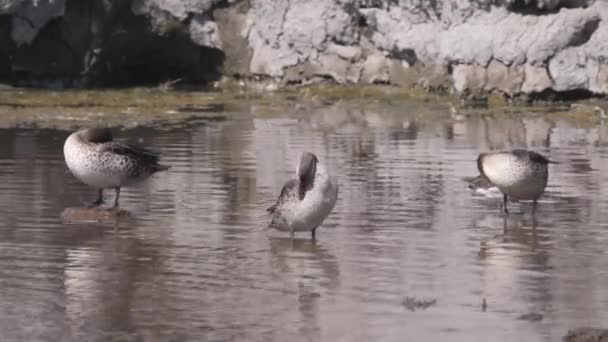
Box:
[1,96,608,341]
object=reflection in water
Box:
[0,102,608,341]
[269,237,339,341]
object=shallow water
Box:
[1,96,608,341]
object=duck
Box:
[267,152,338,239]
[63,127,170,208]
[476,149,556,214]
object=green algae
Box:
[0,87,229,129]
[0,88,219,108]
[0,85,606,130]
[280,84,450,102]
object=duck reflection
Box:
[63,233,161,339]
[473,212,552,318]
[268,237,340,340]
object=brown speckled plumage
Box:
[64,128,169,208]
[267,152,338,239]
[476,149,556,214]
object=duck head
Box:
[80,128,113,143]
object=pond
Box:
[0,89,607,341]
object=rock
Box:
[360,53,389,84]
[521,64,553,93]
[326,43,362,62]
[314,53,351,84]
[360,7,440,64]
[247,0,358,78]
[60,206,133,224]
[0,0,227,86]
[452,64,486,93]
[6,0,66,46]
[1,0,608,97]
[388,59,418,87]
[564,328,608,342]
[214,0,251,77]
[484,60,524,94]
[592,64,608,94]
[247,0,297,77]
[440,5,600,67]
[584,6,608,62]
[131,0,218,20]
[549,47,591,91]
[189,14,222,49]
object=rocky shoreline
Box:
[1,0,607,98]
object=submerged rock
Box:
[61,206,133,224]
[0,0,607,97]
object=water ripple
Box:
[0,106,607,341]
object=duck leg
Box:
[503,194,509,214]
[88,189,104,207]
[532,199,538,215]
[112,187,121,208]
[311,225,320,240]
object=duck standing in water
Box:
[267,152,338,239]
[476,149,556,214]
[463,175,502,198]
[64,128,170,208]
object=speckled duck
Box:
[267,152,338,239]
[64,128,169,208]
[477,149,556,214]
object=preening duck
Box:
[268,152,338,239]
[64,127,169,208]
[476,149,556,214]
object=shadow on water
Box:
[1,97,608,340]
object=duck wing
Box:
[527,150,558,164]
[99,142,169,171]
[267,179,299,213]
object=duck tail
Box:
[154,164,171,172]
[266,204,276,214]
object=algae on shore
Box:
[0,85,605,130]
